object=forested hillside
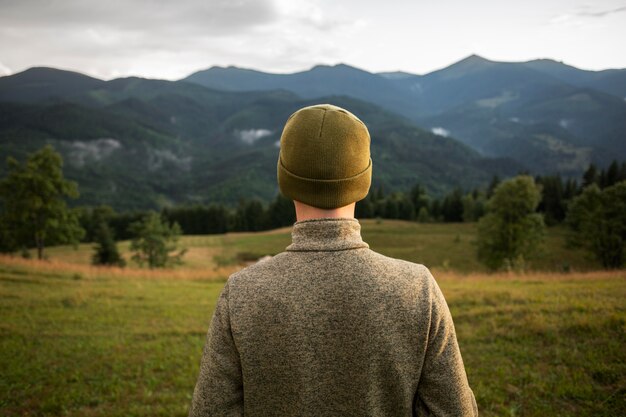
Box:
[0,68,517,209]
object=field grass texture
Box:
[1,220,624,416]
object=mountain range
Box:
[187,55,626,175]
[1,55,624,210]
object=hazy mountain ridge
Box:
[0,68,519,209]
[185,63,418,119]
[0,67,105,103]
[187,55,626,172]
[522,59,626,98]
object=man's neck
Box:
[294,200,356,221]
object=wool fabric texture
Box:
[189,218,478,417]
[277,104,372,209]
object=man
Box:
[189,104,478,416]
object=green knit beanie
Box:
[277,104,372,209]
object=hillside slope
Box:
[0,68,517,210]
[187,56,626,172]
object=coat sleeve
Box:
[414,270,478,417]
[189,281,243,417]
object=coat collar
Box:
[286,217,370,252]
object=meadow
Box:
[43,220,599,273]
[1,220,624,416]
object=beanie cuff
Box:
[277,157,372,209]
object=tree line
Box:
[76,160,626,240]
[1,145,625,269]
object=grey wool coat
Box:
[189,218,478,417]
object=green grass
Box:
[446,274,626,416]
[2,221,623,416]
[0,263,224,416]
[42,220,599,273]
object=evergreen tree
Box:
[355,194,374,218]
[599,169,608,189]
[0,145,84,259]
[409,183,429,214]
[396,194,415,220]
[267,194,296,228]
[605,161,620,188]
[536,175,566,225]
[441,189,464,222]
[620,162,626,183]
[477,176,545,270]
[563,179,579,200]
[462,192,486,222]
[430,200,442,222]
[206,204,230,234]
[582,164,598,188]
[384,198,399,219]
[249,200,267,231]
[92,221,125,267]
[487,175,501,198]
[417,206,430,223]
[374,185,385,201]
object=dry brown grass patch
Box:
[0,254,240,281]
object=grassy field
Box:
[1,221,624,416]
[43,220,599,273]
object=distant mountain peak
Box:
[529,58,563,64]
[457,54,493,65]
[430,54,495,79]
[8,66,103,81]
[378,71,419,80]
[310,63,361,71]
[207,65,257,73]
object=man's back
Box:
[189,218,477,416]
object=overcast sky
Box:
[1,0,625,80]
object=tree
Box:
[441,189,464,222]
[129,212,186,268]
[267,194,296,228]
[536,175,566,225]
[0,145,84,259]
[92,221,125,267]
[477,176,545,270]
[383,198,399,219]
[605,161,620,188]
[462,192,486,222]
[487,175,501,198]
[409,183,429,214]
[355,194,374,218]
[417,206,430,223]
[582,163,598,188]
[234,199,267,231]
[566,181,626,269]
[77,205,116,242]
[396,194,415,220]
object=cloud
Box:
[0,0,281,78]
[576,5,626,18]
[66,138,122,167]
[0,0,278,35]
[0,0,366,79]
[275,0,349,31]
[431,127,450,137]
[148,148,192,172]
[550,4,626,25]
[236,129,273,145]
